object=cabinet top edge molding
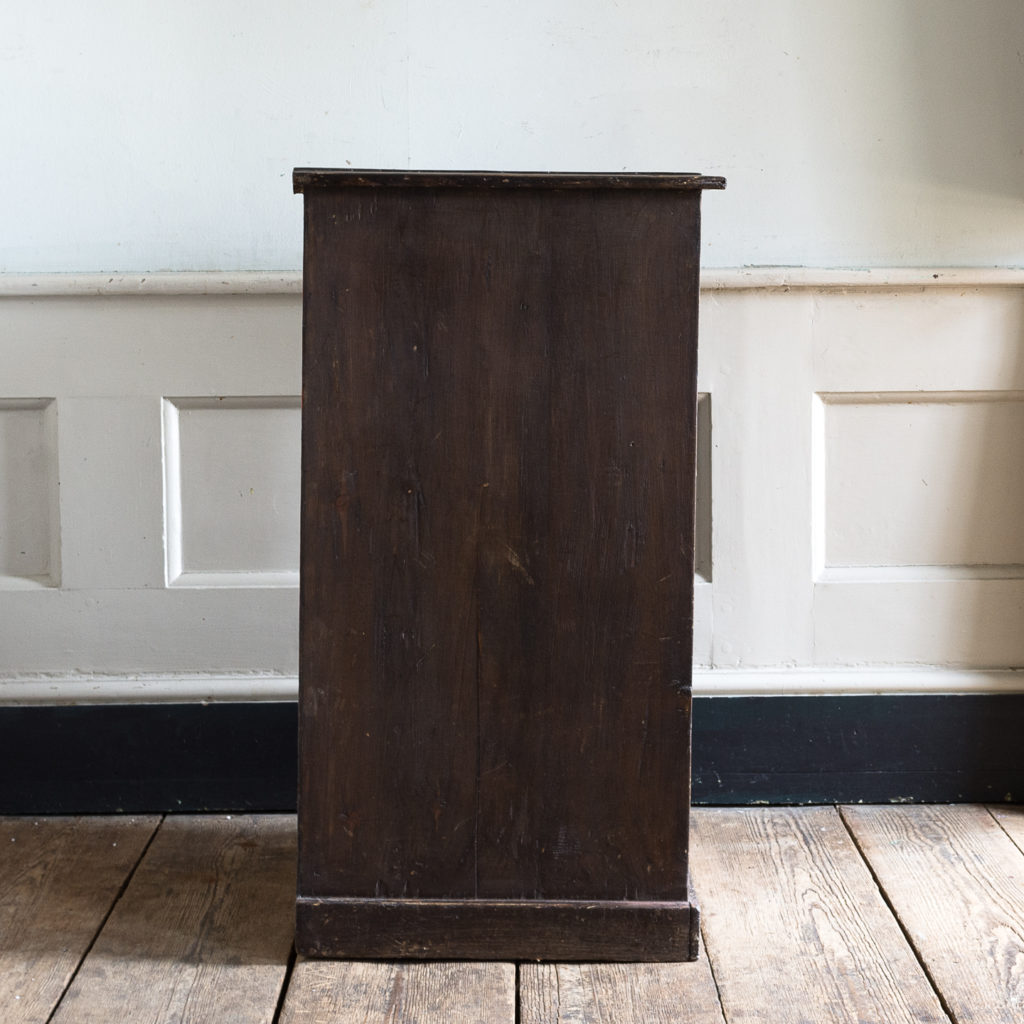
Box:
[292,168,727,193]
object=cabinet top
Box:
[293,168,726,193]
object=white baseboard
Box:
[1,668,1022,705]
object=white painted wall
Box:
[3,3,1024,701]
[3,1,1024,272]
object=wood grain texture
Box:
[293,169,726,191]
[0,816,158,1024]
[844,803,1024,1023]
[50,815,295,1024]
[298,173,709,957]
[296,896,697,961]
[299,186,487,899]
[519,962,725,1024]
[690,807,948,1024]
[278,960,515,1024]
[472,188,699,902]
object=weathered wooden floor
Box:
[2,806,1023,1022]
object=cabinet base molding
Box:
[295,887,700,962]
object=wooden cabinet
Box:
[293,169,725,960]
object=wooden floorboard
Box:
[278,961,515,1024]
[48,814,296,1024]
[6,807,1024,1022]
[519,962,726,1024]
[690,806,950,1023]
[0,815,159,1024]
[843,804,1024,1024]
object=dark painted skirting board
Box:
[694,693,1024,804]
[0,695,1021,813]
[0,702,297,815]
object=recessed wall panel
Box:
[822,393,1024,572]
[165,397,300,585]
[0,399,57,585]
[694,392,712,583]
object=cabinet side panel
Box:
[298,189,482,898]
[475,190,700,899]
[299,185,700,903]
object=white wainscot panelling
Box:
[0,399,58,588]
[696,286,816,669]
[4,272,1024,702]
[692,392,712,667]
[57,397,166,590]
[810,286,1024,394]
[812,285,1024,670]
[0,286,302,700]
[818,392,1024,577]
[164,397,301,587]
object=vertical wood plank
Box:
[0,816,158,1024]
[299,188,484,898]
[518,962,725,1024]
[475,189,700,901]
[50,815,295,1024]
[690,807,949,1023]
[278,961,515,1024]
[843,803,1024,1023]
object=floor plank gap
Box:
[43,813,166,1024]
[270,944,299,1024]
[697,919,728,1022]
[843,804,1024,1024]
[518,961,726,1023]
[691,806,949,1023]
[0,814,163,1024]
[514,963,521,1024]
[49,814,297,1024]
[836,805,957,1024]
[279,960,516,1023]
[988,803,1024,857]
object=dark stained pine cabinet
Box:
[294,169,725,961]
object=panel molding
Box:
[0,272,305,296]
[162,396,301,587]
[814,388,1024,579]
[818,565,1024,583]
[819,388,1024,405]
[162,397,183,583]
[0,673,299,704]
[694,392,712,583]
[0,397,59,588]
[7,267,1024,296]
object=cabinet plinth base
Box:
[295,887,701,962]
